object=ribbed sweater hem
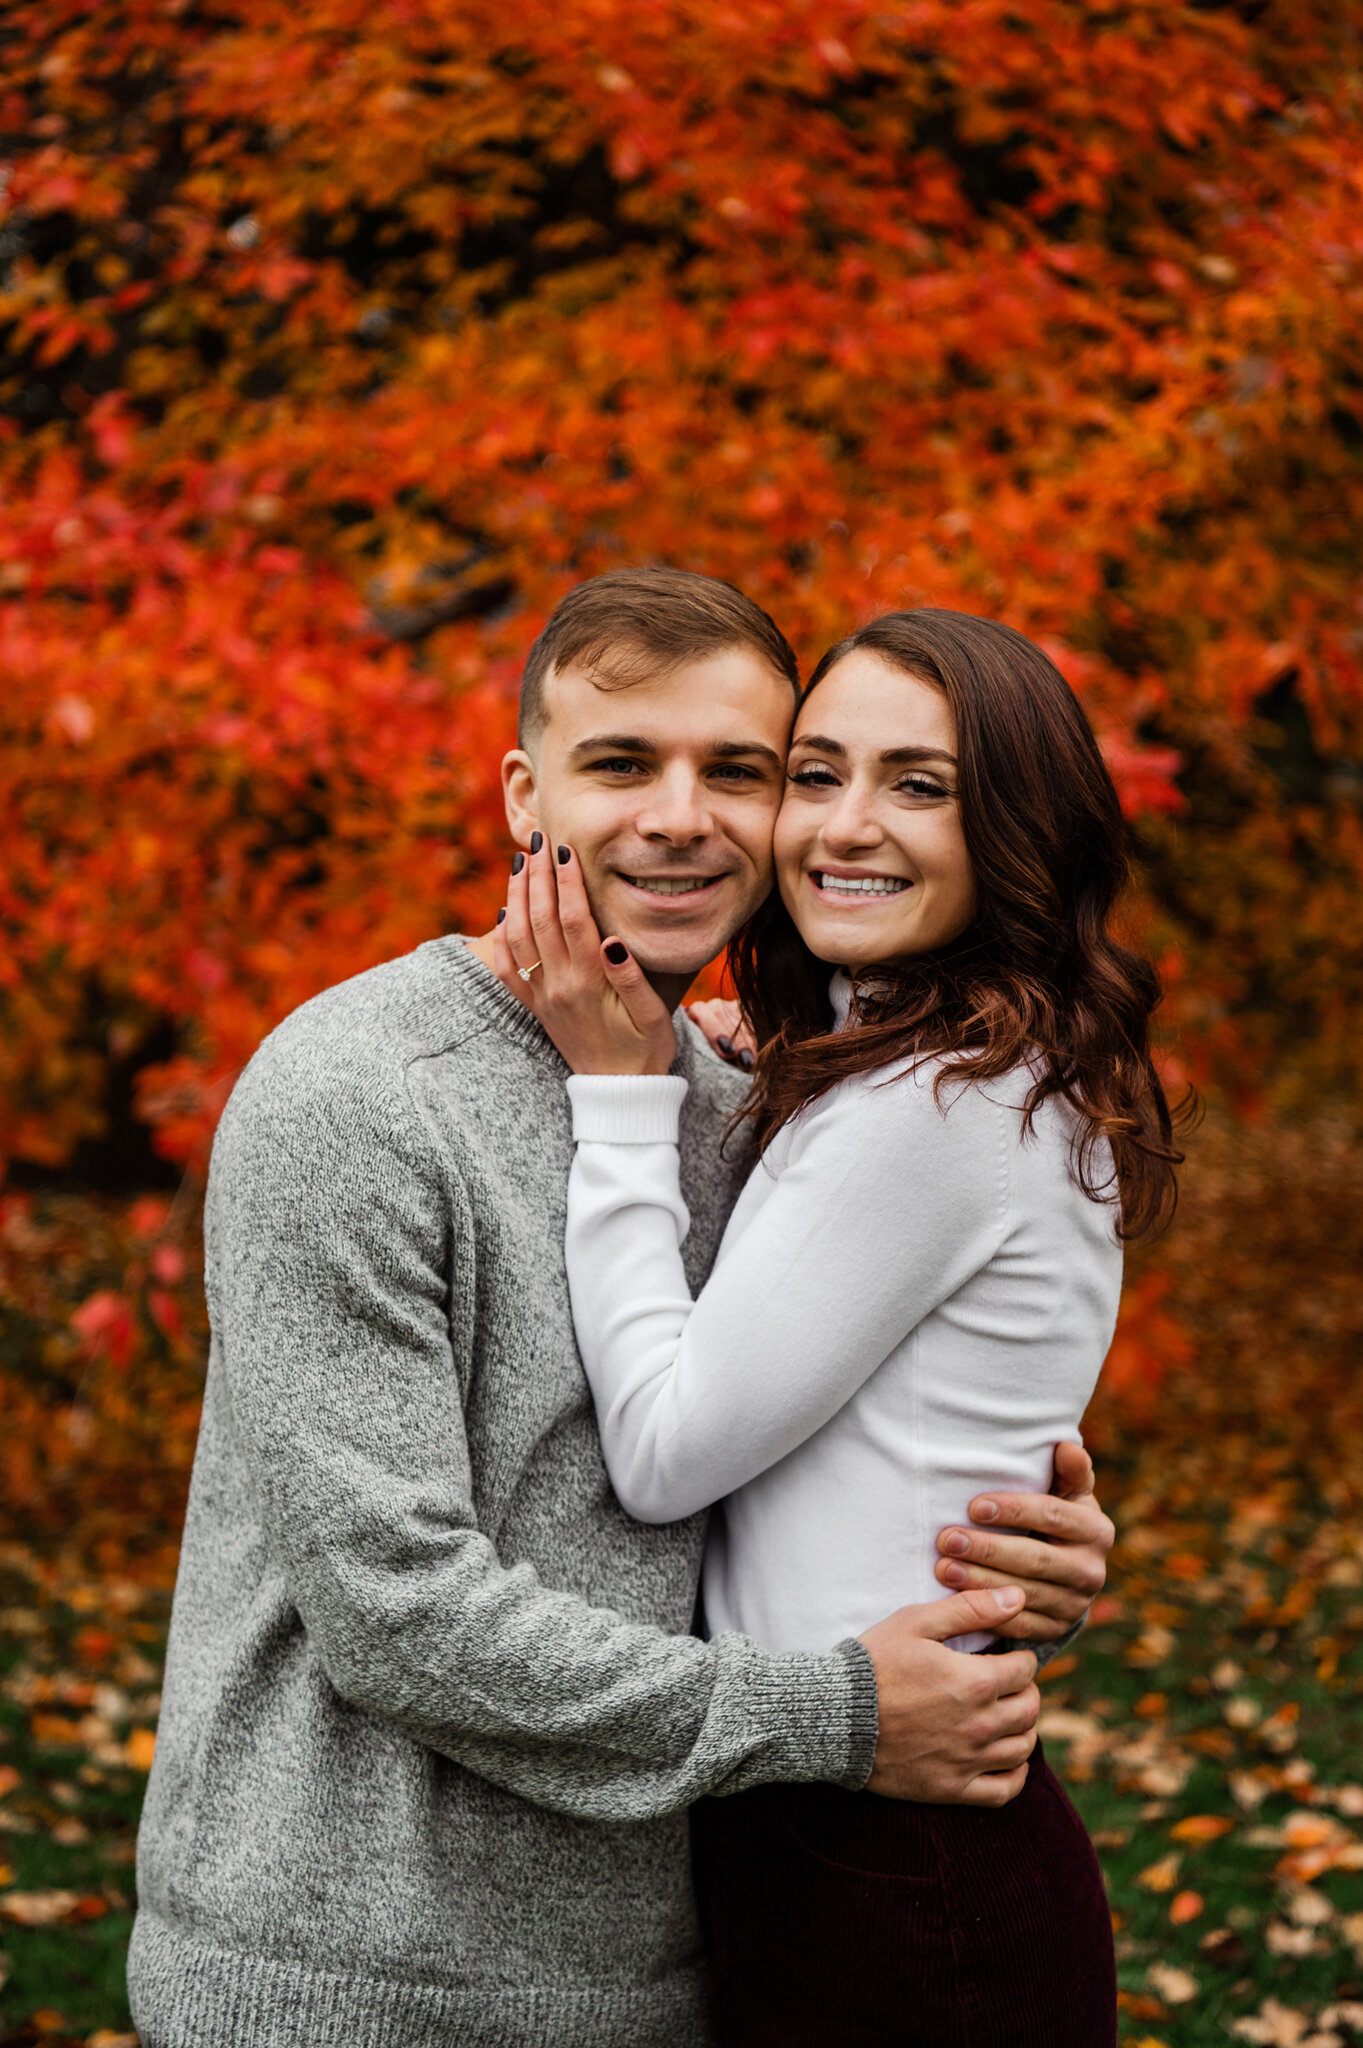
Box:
[127,1912,714,2048]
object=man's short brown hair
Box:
[518,566,799,746]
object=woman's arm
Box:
[565,1066,1013,1522]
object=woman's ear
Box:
[501,749,541,849]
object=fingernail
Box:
[512,852,525,876]
[993,1587,1025,1614]
[496,908,506,925]
[974,1498,1000,1522]
[529,830,543,856]
[604,942,628,966]
[738,1048,755,1071]
[942,1562,967,1588]
[557,844,571,865]
[943,1530,970,1557]
[717,1035,734,1056]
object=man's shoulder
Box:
[221,938,484,1149]
[675,1012,750,1121]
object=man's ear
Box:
[502,749,540,849]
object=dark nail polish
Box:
[496,908,506,925]
[512,853,525,876]
[738,1048,755,1071]
[604,942,628,966]
[717,1035,733,1056]
[529,830,543,856]
[557,844,571,865]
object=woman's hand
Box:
[686,998,755,1072]
[493,833,677,1075]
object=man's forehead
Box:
[542,652,795,751]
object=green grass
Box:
[1,1500,1361,2047]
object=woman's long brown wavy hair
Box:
[728,609,1189,1241]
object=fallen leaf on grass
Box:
[1170,1889,1204,1923]
[0,1887,108,1926]
[1266,1919,1329,1957]
[1171,1813,1235,1843]
[1147,1961,1198,2004]
[1230,1998,1315,2045]
[1199,1925,1249,1966]
[0,1888,81,1925]
[0,1765,18,1797]
[88,2031,140,2047]
[1136,1852,1182,1892]
[125,1725,156,1770]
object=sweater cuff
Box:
[566,1074,689,1145]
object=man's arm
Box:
[934,1441,1114,1646]
[208,1027,1037,1823]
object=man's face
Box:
[503,648,794,984]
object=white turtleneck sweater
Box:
[564,981,1122,1656]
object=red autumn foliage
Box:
[1,1,1362,1444]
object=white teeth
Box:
[816,873,910,897]
[628,876,716,896]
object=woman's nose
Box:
[819,785,883,854]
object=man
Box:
[130,568,1113,2048]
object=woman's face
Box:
[774,649,977,972]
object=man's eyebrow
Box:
[568,734,657,757]
[791,734,957,767]
[568,733,783,766]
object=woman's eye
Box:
[788,765,838,788]
[899,774,951,800]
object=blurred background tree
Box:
[1,0,1361,1497]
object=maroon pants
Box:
[692,1740,1116,2048]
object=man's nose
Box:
[636,767,712,843]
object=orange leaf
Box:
[1170,1815,1235,1844]
[1169,1890,1204,1924]
[124,1726,157,1771]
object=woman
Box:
[492,609,1182,2047]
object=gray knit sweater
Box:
[128,938,879,2048]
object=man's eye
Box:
[593,757,647,776]
[710,763,762,782]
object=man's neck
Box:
[464,929,694,1014]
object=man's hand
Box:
[932,1441,1114,1643]
[858,1586,1040,1806]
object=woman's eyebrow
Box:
[880,745,958,767]
[790,735,958,768]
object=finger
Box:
[966,1487,1114,1550]
[524,831,573,976]
[938,1529,1094,1590]
[503,847,539,980]
[969,1644,1040,1699]
[936,1556,1091,1621]
[991,1606,1086,1642]
[551,844,604,973]
[599,937,675,1041]
[1051,1439,1095,1499]
[878,1584,1027,1646]
[980,1682,1042,1741]
[958,1761,1031,1809]
[492,902,537,1011]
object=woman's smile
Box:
[808,866,913,900]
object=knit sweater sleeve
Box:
[564,1066,1013,1523]
[206,1029,878,1821]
